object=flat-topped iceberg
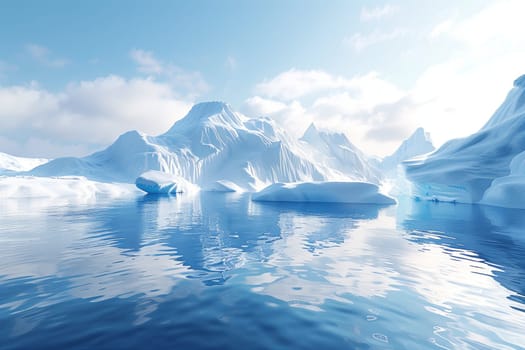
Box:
[135,170,198,194]
[252,181,396,205]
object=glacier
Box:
[405,74,525,205]
[29,102,382,193]
[252,181,396,205]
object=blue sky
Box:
[1,0,524,157]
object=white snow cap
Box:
[381,127,434,172]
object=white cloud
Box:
[360,4,398,22]
[130,49,209,98]
[416,0,525,146]
[246,70,411,154]
[243,96,288,116]
[246,49,525,157]
[245,1,525,157]
[427,0,525,48]
[0,76,193,157]
[130,49,163,74]
[344,28,405,52]
[25,43,69,68]
[255,69,354,101]
[242,97,312,137]
[450,0,525,48]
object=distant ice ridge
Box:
[0,152,48,174]
[252,181,396,205]
[299,123,383,184]
[379,127,435,197]
[405,74,525,205]
[381,127,435,174]
[31,101,382,192]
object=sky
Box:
[1,0,524,158]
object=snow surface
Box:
[299,123,382,184]
[480,151,525,209]
[405,75,525,205]
[30,102,381,192]
[0,152,48,174]
[0,176,139,199]
[135,170,198,194]
[252,181,396,205]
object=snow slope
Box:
[0,176,139,199]
[381,127,434,173]
[300,123,382,184]
[0,152,48,174]
[480,151,525,209]
[31,102,380,192]
[252,181,396,205]
[405,74,525,204]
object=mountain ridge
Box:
[30,101,381,191]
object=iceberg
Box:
[405,74,525,205]
[135,170,198,194]
[252,181,396,205]
[30,101,381,192]
[480,151,525,209]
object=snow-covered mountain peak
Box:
[301,123,352,147]
[299,123,382,184]
[28,101,384,190]
[381,127,434,173]
[302,122,319,138]
[513,74,525,88]
[403,127,433,149]
[481,74,525,130]
[165,101,244,135]
[411,127,428,139]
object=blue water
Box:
[1,193,524,349]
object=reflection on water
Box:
[0,194,524,349]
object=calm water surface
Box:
[1,193,524,349]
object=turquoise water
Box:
[1,193,524,349]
